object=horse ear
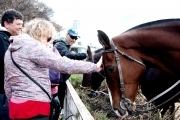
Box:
[97,30,111,49]
[87,46,93,60]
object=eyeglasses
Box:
[47,37,52,42]
[69,34,78,40]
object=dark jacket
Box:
[53,37,87,82]
[0,28,10,93]
[0,27,10,118]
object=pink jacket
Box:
[4,34,97,102]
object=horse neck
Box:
[114,29,180,76]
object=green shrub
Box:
[70,74,83,88]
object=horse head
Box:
[97,30,146,117]
[81,46,93,88]
[97,19,180,118]
[81,46,105,91]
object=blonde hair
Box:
[23,18,56,42]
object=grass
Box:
[69,74,83,88]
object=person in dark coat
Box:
[53,28,87,113]
[0,9,23,120]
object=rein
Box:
[147,80,180,104]
[133,80,180,115]
[97,71,105,79]
[79,85,108,96]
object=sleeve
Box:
[4,70,11,100]
[0,32,10,59]
[28,43,97,74]
[0,32,10,67]
[54,42,87,60]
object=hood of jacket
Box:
[0,26,7,31]
[9,34,35,52]
[0,26,11,37]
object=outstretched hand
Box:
[96,56,103,72]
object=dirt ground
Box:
[75,81,180,120]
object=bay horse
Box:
[97,19,180,118]
[82,44,178,116]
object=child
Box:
[49,45,61,120]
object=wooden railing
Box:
[63,80,94,120]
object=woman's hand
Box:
[96,56,103,72]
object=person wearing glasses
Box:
[53,28,86,60]
[53,28,87,115]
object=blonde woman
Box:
[4,18,102,120]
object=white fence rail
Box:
[63,80,94,120]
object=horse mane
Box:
[94,48,103,53]
[125,18,180,32]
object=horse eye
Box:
[107,66,116,74]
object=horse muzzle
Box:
[113,107,128,118]
[113,98,136,117]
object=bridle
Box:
[101,40,180,115]
[102,40,146,112]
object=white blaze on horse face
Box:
[114,110,121,117]
[132,102,136,111]
[108,87,113,106]
[108,87,129,117]
[108,88,121,117]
